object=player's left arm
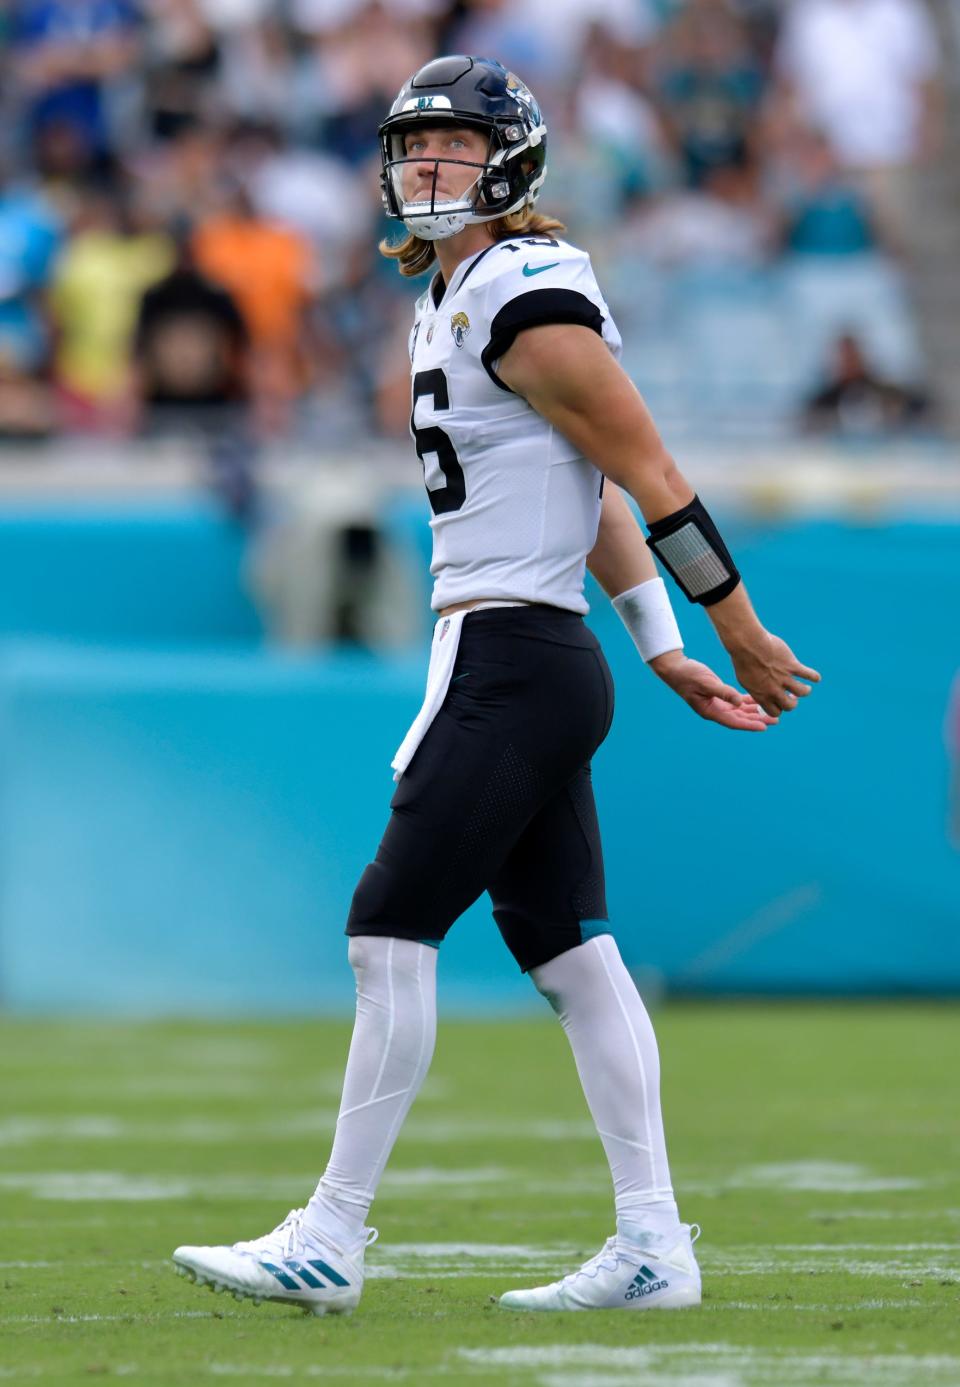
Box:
[498,320,820,716]
[589,484,776,732]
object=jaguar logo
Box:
[450,311,471,348]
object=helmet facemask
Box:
[381,118,546,242]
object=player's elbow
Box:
[605,444,678,495]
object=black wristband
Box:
[646,495,741,606]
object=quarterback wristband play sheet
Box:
[645,496,740,606]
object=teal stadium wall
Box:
[0,500,957,1012]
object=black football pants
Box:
[347,605,615,972]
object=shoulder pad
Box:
[467,236,590,291]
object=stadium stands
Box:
[0,0,950,446]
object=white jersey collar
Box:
[430,240,504,310]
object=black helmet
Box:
[379,55,547,241]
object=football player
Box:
[174,55,819,1316]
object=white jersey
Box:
[408,235,622,614]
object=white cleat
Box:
[172,1208,376,1317]
[499,1224,701,1312]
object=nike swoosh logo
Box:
[522,262,560,277]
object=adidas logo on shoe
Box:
[498,1223,701,1312]
[624,1265,669,1300]
[258,1257,351,1293]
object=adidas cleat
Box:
[172,1208,375,1316]
[499,1223,701,1312]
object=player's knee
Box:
[530,967,562,1013]
[347,934,376,979]
[347,934,438,1007]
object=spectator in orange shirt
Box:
[191,180,317,434]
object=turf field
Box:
[1,1004,958,1387]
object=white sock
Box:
[531,934,681,1245]
[303,935,437,1247]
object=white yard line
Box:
[0,1364,433,1381]
[701,1262,957,1277]
[382,1243,582,1259]
[2,1311,245,1325]
[732,1248,954,1259]
[4,1345,959,1385]
[382,1167,512,1187]
[0,1364,424,1375]
[805,1208,960,1222]
[0,1167,518,1201]
[205,1368,430,1380]
[0,1236,955,1282]
[6,1167,943,1203]
[703,1300,927,1312]
[456,1345,960,1386]
[0,1114,594,1147]
[460,1349,660,1367]
[0,1115,342,1146]
[697,1162,925,1194]
[537,1375,739,1387]
[0,1075,451,1101]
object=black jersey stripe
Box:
[481,288,604,392]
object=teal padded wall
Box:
[0,514,957,1011]
[0,502,262,643]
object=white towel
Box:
[391,602,525,780]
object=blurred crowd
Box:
[0,0,945,449]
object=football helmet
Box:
[379,55,547,241]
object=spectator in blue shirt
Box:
[11,0,143,162]
[0,167,63,373]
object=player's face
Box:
[400,126,490,205]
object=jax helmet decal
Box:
[379,55,547,242]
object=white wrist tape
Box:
[612,577,684,663]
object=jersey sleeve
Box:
[479,243,612,392]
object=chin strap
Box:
[402,208,470,241]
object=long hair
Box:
[380,208,568,279]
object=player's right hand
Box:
[730,630,821,717]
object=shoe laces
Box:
[236,1207,307,1259]
[560,1236,623,1287]
[237,1210,379,1261]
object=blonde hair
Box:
[379,208,568,279]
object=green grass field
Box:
[1,1005,958,1387]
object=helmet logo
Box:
[450,312,471,348]
[401,94,452,112]
[505,73,535,108]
